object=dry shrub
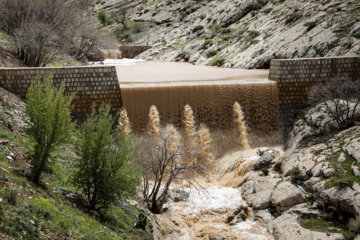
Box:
[309,77,360,129]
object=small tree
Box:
[97,9,108,27]
[112,7,128,30]
[309,77,360,129]
[140,124,202,214]
[72,105,140,211]
[25,74,75,184]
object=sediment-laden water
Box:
[116,62,280,135]
[156,148,281,240]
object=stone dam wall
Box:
[119,45,151,58]
[0,66,122,119]
[269,57,360,134]
[0,57,359,135]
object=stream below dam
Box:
[155,147,283,240]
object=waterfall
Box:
[233,101,250,150]
[120,82,280,136]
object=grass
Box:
[325,150,360,188]
[319,128,360,189]
[0,128,14,142]
[301,217,359,239]
[0,31,14,52]
[46,59,83,67]
[300,217,344,232]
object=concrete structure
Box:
[119,45,151,58]
[0,66,121,119]
[269,57,360,134]
[0,57,359,134]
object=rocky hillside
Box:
[97,0,360,68]
[0,87,152,240]
[236,104,360,239]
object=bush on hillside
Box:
[25,74,75,184]
[97,9,108,26]
[72,105,140,211]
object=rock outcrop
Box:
[239,101,360,239]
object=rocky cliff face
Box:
[97,0,360,68]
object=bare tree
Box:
[0,0,108,65]
[139,124,204,214]
[111,7,129,30]
[13,22,61,67]
[309,77,360,129]
[0,0,75,66]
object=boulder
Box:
[168,188,190,202]
[0,139,9,145]
[253,151,275,171]
[352,165,360,177]
[254,209,273,226]
[209,233,229,240]
[226,205,250,224]
[350,23,360,38]
[21,167,32,178]
[242,177,280,209]
[343,136,360,164]
[271,181,305,208]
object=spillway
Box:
[116,62,280,136]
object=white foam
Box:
[234,220,257,230]
[88,58,145,66]
[182,187,244,214]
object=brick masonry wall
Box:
[0,66,122,120]
[269,57,360,135]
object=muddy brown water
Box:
[116,62,280,135]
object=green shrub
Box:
[263,8,272,14]
[192,25,204,33]
[200,39,213,50]
[304,21,318,31]
[199,14,206,20]
[25,74,75,184]
[205,49,218,58]
[260,167,269,176]
[209,23,221,35]
[114,21,151,43]
[247,30,260,39]
[0,205,40,239]
[72,105,140,211]
[209,57,225,67]
[97,9,108,26]
[285,11,303,25]
[4,188,17,205]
